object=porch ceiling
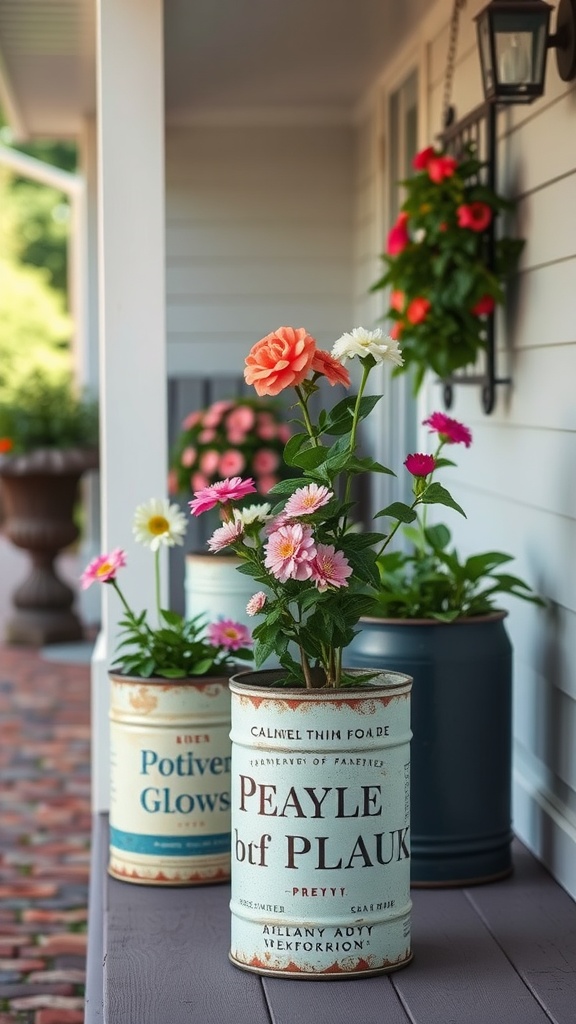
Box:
[0,0,432,140]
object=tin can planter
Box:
[108,672,232,885]
[347,613,513,886]
[229,668,413,979]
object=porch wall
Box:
[164,123,356,378]
[419,1,576,896]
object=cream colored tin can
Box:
[109,672,231,885]
[229,669,412,978]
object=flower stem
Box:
[154,548,161,625]
[295,385,319,446]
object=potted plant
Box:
[346,410,543,886]
[81,496,252,886]
[0,369,99,644]
[371,144,524,391]
[169,396,294,632]
[187,325,467,978]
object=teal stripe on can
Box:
[110,827,231,856]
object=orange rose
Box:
[245,326,317,396]
[311,349,351,388]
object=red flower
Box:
[389,289,405,312]
[412,146,436,171]
[404,453,436,477]
[457,202,492,232]
[0,437,13,454]
[389,322,404,340]
[386,212,410,255]
[423,411,472,448]
[427,156,458,184]
[471,294,496,316]
[406,297,431,325]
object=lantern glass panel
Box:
[492,11,549,88]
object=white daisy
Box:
[233,503,272,527]
[132,498,187,551]
[332,327,404,367]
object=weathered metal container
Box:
[229,669,413,978]
[108,672,232,885]
[347,613,513,886]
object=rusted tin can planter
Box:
[347,613,513,887]
[229,669,413,979]
[108,672,232,885]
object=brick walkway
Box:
[0,644,90,1024]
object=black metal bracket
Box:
[437,101,511,415]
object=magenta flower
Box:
[405,453,436,477]
[207,518,244,553]
[189,477,257,516]
[246,591,267,616]
[207,619,252,651]
[81,549,126,590]
[284,484,333,518]
[264,523,317,582]
[310,545,352,592]
[423,412,472,448]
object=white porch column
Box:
[92,0,166,812]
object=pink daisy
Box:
[246,591,267,616]
[310,544,353,592]
[264,523,317,583]
[189,477,257,516]
[81,549,126,590]
[227,405,255,434]
[207,619,252,651]
[423,411,472,448]
[256,474,279,494]
[182,410,202,431]
[198,428,217,444]
[253,449,279,475]
[181,446,197,468]
[284,483,333,518]
[207,518,245,553]
[405,453,436,477]
[200,449,220,476]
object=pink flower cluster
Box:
[404,412,472,480]
[170,397,292,500]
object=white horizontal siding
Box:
[165,123,355,376]
[419,0,576,897]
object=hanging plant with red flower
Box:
[371,144,524,391]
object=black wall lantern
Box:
[475,0,576,104]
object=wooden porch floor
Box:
[86,816,576,1024]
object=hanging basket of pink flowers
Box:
[169,397,294,503]
[371,143,524,392]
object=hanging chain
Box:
[442,0,468,129]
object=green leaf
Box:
[419,481,466,517]
[375,501,417,524]
[160,609,183,627]
[291,445,330,470]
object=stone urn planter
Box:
[0,446,99,645]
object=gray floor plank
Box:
[392,886,554,1024]
[104,879,271,1024]
[263,972,411,1024]
[465,842,576,1024]
[85,813,108,1023]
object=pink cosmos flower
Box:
[207,619,252,651]
[200,449,220,476]
[189,477,257,516]
[202,400,233,428]
[81,549,126,589]
[219,450,246,477]
[406,297,431,325]
[246,591,267,616]
[310,545,352,592]
[227,405,255,434]
[198,429,216,444]
[257,414,278,441]
[404,453,436,477]
[253,449,279,475]
[208,518,245,552]
[423,411,472,448]
[471,294,495,316]
[283,483,333,518]
[181,446,197,468]
[278,424,292,443]
[227,430,248,446]
[264,523,317,583]
[386,212,410,256]
[457,201,492,232]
